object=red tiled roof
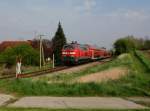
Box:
[0,41,31,52]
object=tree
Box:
[52,22,67,65]
[114,36,136,55]
[0,44,40,68]
[143,39,150,50]
[133,38,145,50]
[31,39,53,59]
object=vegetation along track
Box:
[0,58,112,80]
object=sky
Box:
[0,0,150,48]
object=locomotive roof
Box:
[65,43,106,50]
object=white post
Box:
[53,54,55,68]
[16,62,18,78]
[18,61,22,74]
[16,59,22,78]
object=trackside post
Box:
[53,54,55,68]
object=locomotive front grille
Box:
[63,56,75,62]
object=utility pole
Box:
[39,34,45,69]
[40,35,42,69]
[42,44,45,66]
[34,31,37,38]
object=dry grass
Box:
[76,67,128,83]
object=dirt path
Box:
[77,67,128,83]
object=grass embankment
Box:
[38,55,130,83]
[0,51,150,97]
[142,50,150,59]
[135,51,150,71]
[0,108,148,111]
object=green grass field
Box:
[135,51,150,71]
[0,51,150,97]
[145,51,150,59]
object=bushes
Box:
[0,44,40,67]
[135,51,150,71]
[143,39,150,50]
[114,36,136,55]
[114,36,150,55]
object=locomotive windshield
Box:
[63,45,75,50]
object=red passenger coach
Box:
[62,42,110,65]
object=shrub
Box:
[0,44,40,67]
[135,51,150,71]
[114,36,136,55]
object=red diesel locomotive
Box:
[62,42,110,64]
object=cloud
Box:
[124,10,149,20]
[73,0,97,14]
[106,9,149,21]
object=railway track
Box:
[0,66,69,80]
[0,58,112,80]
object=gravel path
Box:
[8,97,146,109]
[34,62,101,80]
[0,94,14,106]
[126,97,150,107]
[0,94,148,109]
[53,62,100,74]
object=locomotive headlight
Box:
[62,52,67,54]
[70,52,76,55]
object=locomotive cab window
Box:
[80,45,88,51]
[63,45,75,50]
